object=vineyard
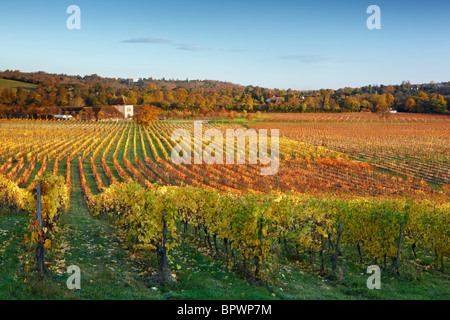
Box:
[0,116,449,299]
[262,112,450,123]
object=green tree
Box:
[414,91,429,113]
[360,100,372,111]
[301,103,308,113]
[126,90,137,104]
[429,93,448,113]
[343,96,360,112]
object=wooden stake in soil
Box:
[158,209,172,283]
[331,221,343,272]
[394,222,404,275]
[36,184,45,273]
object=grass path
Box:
[0,160,286,299]
[61,161,281,299]
[48,161,159,299]
[0,162,160,299]
[0,209,30,299]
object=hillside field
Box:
[0,79,38,92]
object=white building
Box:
[54,115,73,119]
[111,95,134,118]
[389,108,397,113]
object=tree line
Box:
[0,70,448,119]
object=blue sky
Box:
[0,0,449,90]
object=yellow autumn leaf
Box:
[31,232,38,243]
[44,239,52,249]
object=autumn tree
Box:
[370,94,391,118]
[301,103,308,113]
[429,93,448,114]
[414,91,429,113]
[97,111,105,120]
[56,86,69,106]
[343,96,360,112]
[386,93,395,108]
[404,97,416,112]
[134,105,160,126]
[1,70,448,117]
[72,95,86,107]
[15,87,27,106]
[360,100,372,111]
[0,88,16,105]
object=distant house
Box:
[59,106,119,120]
[389,108,397,113]
[54,115,73,120]
[60,107,95,120]
[38,107,62,119]
[111,95,134,118]
[60,107,85,118]
[360,108,371,113]
[266,94,282,103]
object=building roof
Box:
[111,95,133,106]
[95,106,122,115]
[61,107,85,113]
[82,107,95,115]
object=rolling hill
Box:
[0,79,38,91]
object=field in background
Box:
[249,121,450,186]
[0,79,38,92]
[262,112,450,123]
[1,118,448,196]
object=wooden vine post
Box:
[36,184,45,273]
[331,221,343,272]
[254,216,264,280]
[394,222,404,275]
[158,209,172,283]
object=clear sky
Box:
[0,0,449,90]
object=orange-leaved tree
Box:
[134,105,160,126]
